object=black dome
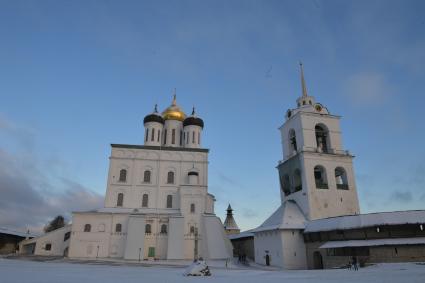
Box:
[183,116,204,128]
[143,113,164,125]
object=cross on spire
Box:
[172,88,177,105]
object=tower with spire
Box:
[278,63,360,220]
[223,204,240,235]
[252,64,361,269]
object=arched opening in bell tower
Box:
[314,165,328,189]
[335,167,349,190]
[315,124,330,153]
[289,129,297,153]
[293,169,302,192]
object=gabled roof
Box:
[304,210,425,233]
[252,200,307,233]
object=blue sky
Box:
[0,0,424,232]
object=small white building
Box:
[19,225,71,256]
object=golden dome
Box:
[162,95,186,121]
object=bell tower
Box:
[277,63,360,220]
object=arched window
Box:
[167,171,174,184]
[314,165,328,189]
[289,129,297,153]
[180,130,183,145]
[335,167,349,190]
[164,129,167,144]
[115,223,122,233]
[157,130,160,142]
[172,129,176,144]
[84,224,91,232]
[186,132,189,144]
[315,124,329,153]
[119,169,127,182]
[142,194,149,207]
[166,195,173,208]
[198,132,200,144]
[190,203,195,213]
[190,226,195,234]
[117,193,124,207]
[151,128,155,141]
[143,170,151,183]
[145,128,149,142]
[161,224,167,234]
[192,131,195,144]
[145,224,151,234]
[294,169,302,192]
[280,174,291,196]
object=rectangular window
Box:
[180,130,182,145]
[198,132,200,144]
[186,132,189,144]
[45,243,52,251]
[172,129,176,144]
[157,130,160,142]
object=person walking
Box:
[352,256,358,271]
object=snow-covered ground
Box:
[0,258,424,283]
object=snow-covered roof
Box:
[228,230,255,240]
[304,210,425,233]
[0,227,38,238]
[319,237,425,249]
[252,200,307,233]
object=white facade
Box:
[253,64,361,269]
[67,97,231,261]
[19,225,72,256]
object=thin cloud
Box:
[389,191,413,204]
[344,72,391,106]
[242,208,259,218]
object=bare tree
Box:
[44,215,66,233]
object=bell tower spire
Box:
[296,62,315,108]
[300,62,308,98]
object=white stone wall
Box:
[303,153,360,220]
[104,147,208,212]
[254,230,284,267]
[254,229,307,269]
[281,230,307,269]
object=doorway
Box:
[148,247,155,258]
[313,251,323,269]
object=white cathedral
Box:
[46,96,232,261]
